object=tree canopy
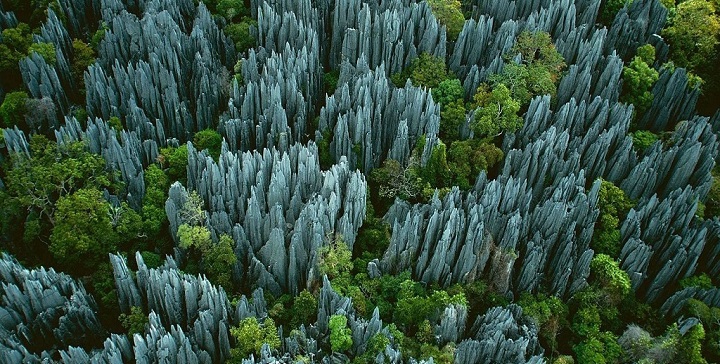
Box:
[471,83,523,138]
[427,0,465,40]
[663,0,720,71]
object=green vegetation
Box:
[50,188,143,274]
[393,53,449,89]
[230,317,281,359]
[0,136,115,266]
[427,0,466,40]
[371,159,427,203]
[631,130,659,153]
[591,180,634,258]
[0,1,719,362]
[70,39,96,99]
[447,139,503,189]
[685,299,720,360]
[329,314,354,352]
[119,306,148,335]
[663,0,720,72]
[599,0,633,24]
[680,273,715,290]
[91,22,109,50]
[432,79,464,106]
[564,255,633,363]
[704,168,720,219]
[318,237,354,281]
[2,0,65,28]
[159,144,189,183]
[517,292,568,356]
[471,83,523,138]
[290,290,318,328]
[193,128,223,160]
[0,23,33,87]
[589,254,632,303]
[488,31,566,106]
[27,42,56,65]
[622,44,660,116]
[225,19,257,54]
[0,91,29,127]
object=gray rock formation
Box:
[85,1,234,141]
[165,142,366,295]
[381,171,599,298]
[318,57,441,172]
[0,253,105,360]
[455,304,544,364]
[111,252,232,362]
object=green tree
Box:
[393,53,449,89]
[91,261,120,318]
[591,180,633,258]
[27,42,56,65]
[177,224,212,251]
[685,299,720,360]
[411,53,448,89]
[517,292,569,355]
[622,45,659,115]
[512,31,566,81]
[230,317,281,359]
[71,39,96,97]
[91,22,109,49]
[573,331,623,364]
[439,99,466,142]
[193,129,223,160]
[679,323,709,364]
[631,130,659,153]
[572,307,601,338]
[49,188,119,274]
[119,306,148,335]
[419,140,451,188]
[324,70,340,94]
[447,139,503,189]
[394,280,467,331]
[471,83,523,138]
[203,234,237,291]
[488,63,532,105]
[216,0,247,21]
[225,19,257,53]
[317,237,354,280]
[488,31,566,105]
[589,254,631,304]
[0,136,113,266]
[432,79,464,106]
[680,273,714,289]
[395,280,436,328]
[111,202,144,250]
[663,0,720,71]
[0,23,32,86]
[141,164,170,247]
[180,191,206,226]
[354,202,392,261]
[705,168,720,218]
[140,251,163,269]
[329,314,353,352]
[159,144,188,183]
[370,159,426,202]
[2,0,64,28]
[0,91,29,127]
[291,290,318,327]
[427,0,466,40]
[599,0,633,25]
